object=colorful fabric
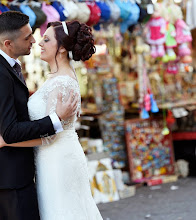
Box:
[165,23,177,48]
[175,19,192,44]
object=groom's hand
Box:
[56,90,78,121]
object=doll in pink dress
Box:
[169,4,192,57]
[145,4,166,58]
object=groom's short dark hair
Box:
[0,11,29,34]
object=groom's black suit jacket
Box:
[0,55,55,189]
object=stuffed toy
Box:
[145,3,166,58]
[161,6,177,62]
[169,4,192,57]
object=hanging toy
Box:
[166,61,178,74]
[145,3,166,58]
[144,93,151,111]
[162,126,170,135]
[166,109,176,129]
[150,94,159,113]
[169,4,192,57]
[141,108,150,119]
[161,6,177,63]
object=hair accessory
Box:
[62,21,73,60]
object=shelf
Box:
[172,132,196,141]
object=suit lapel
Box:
[0,55,28,89]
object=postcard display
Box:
[125,118,175,182]
[98,78,127,169]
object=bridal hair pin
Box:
[62,21,73,60]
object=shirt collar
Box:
[0,49,21,67]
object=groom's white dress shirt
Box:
[0,49,63,133]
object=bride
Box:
[0,21,103,220]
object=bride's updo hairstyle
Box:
[47,21,95,62]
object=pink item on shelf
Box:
[178,43,191,56]
[146,17,166,45]
[157,45,165,57]
[166,62,178,74]
[40,2,60,36]
[175,19,192,44]
[144,94,151,112]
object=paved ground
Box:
[98,178,196,220]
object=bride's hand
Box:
[0,135,6,148]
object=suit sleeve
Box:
[0,73,55,144]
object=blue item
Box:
[20,5,36,27]
[94,2,111,31]
[0,4,9,12]
[114,0,130,20]
[52,1,67,21]
[141,108,149,119]
[9,5,21,12]
[120,2,140,33]
[150,94,159,113]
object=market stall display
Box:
[125,118,175,183]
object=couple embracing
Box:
[0,11,102,220]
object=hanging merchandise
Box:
[98,78,127,169]
[137,3,148,23]
[120,2,140,34]
[86,1,101,27]
[9,0,21,12]
[20,4,37,27]
[30,3,47,33]
[169,4,192,58]
[40,2,60,36]
[76,2,90,23]
[128,4,148,33]
[51,1,67,21]
[60,0,79,21]
[115,0,131,21]
[145,3,166,58]
[161,6,177,63]
[94,1,111,31]
[0,3,9,12]
[105,0,120,24]
[139,62,159,119]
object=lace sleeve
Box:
[41,76,75,146]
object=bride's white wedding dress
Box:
[28,75,103,220]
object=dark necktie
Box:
[13,62,26,85]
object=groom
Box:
[0,11,78,220]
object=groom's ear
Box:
[4,40,12,49]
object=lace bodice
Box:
[28,76,103,220]
[28,75,81,143]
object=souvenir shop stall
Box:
[4,0,196,203]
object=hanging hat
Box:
[120,2,140,33]
[137,4,148,23]
[61,0,78,21]
[9,5,21,12]
[94,2,111,30]
[86,2,101,26]
[106,0,120,23]
[0,4,9,12]
[20,5,37,27]
[76,2,90,23]
[40,2,60,36]
[30,4,47,33]
[114,0,130,21]
[51,1,66,21]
